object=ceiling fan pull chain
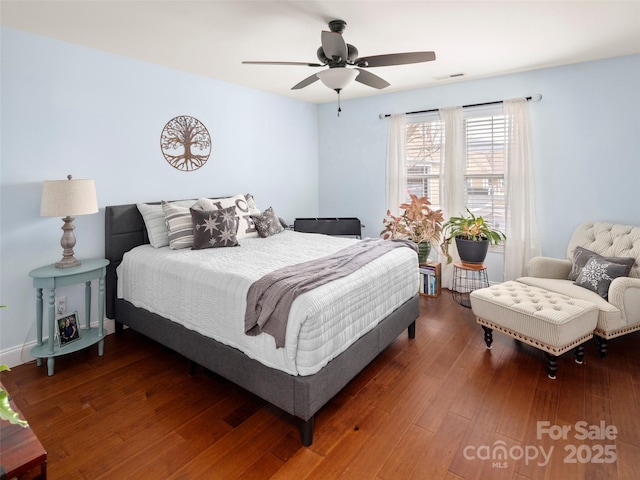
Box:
[337,90,342,117]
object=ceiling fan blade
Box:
[292,73,319,90]
[321,31,347,61]
[242,61,323,67]
[358,51,436,68]
[354,68,390,89]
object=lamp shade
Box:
[316,68,359,91]
[40,177,98,217]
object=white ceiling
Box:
[2,0,639,104]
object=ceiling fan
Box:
[242,19,436,95]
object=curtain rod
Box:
[378,93,542,119]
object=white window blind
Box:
[464,110,506,231]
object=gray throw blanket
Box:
[245,238,417,348]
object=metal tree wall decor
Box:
[160,115,211,171]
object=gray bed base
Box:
[105,202,419,446]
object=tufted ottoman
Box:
[470,281,599,378]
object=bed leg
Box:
[115,321,124,335]
[408,321,416,339]
[188,360,196,376]
[300,416,314,446]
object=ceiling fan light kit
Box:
[316,68,359,91]
[242,19,436,114]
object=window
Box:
[405,108,506,231]
[464,112,506,231]
[405,119,443,208]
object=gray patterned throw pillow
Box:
[251,206,284,238]
[191,206,239,249]
[567,246,634,281]
[574,256,629,299]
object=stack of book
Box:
[419,262,441,297]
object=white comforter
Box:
[117,230,418,376]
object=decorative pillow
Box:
[244,193,259,212]
[567,246,635,281]
[575,257,630,299]
[137,200,196,248]
[162,201,194,249]
[195,194,260,240]
[251,207,285,238]
[191,206,239,249]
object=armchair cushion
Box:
[517,276,623,331]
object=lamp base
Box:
[55,257,81,269]
[55,216,81,269]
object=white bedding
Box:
[117,230,419,376]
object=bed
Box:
[104,198,420,445]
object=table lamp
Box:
[40,175,98,268]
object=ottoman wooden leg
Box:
[545,353,558,379]
[574,344,585,364]
[481,326,493,349]
[597,336,608,359]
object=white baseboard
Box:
[0,318,116,368]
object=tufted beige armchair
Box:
[517,222,640,358]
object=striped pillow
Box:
[162,201,194,249]
[138,200,196,248]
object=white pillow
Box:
[196,194,260,239]
[137,200,196,248]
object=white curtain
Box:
[438,106,465,288]
[503,98,541,280]
[385,113,407,216]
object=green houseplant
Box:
[0,306,29,428]
[381,194,444,263]
[441,208,506,264]
[1,366,28,428]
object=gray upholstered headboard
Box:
[104,203,152,319]
[105,197,235,318]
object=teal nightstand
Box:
[28,258,109,376]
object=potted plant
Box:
[0,307,28,428]
[381,194,444,264]
[441,208,506,265]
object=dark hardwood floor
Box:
[2,292,639,479]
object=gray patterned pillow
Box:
[575,256,629,299]
[196,194,259,240]
[251,207,285,238]
[568,246,635,280]
[191,206,239,249]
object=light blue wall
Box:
[2,25,639,363]
[0,28,319,357]
[318,55,640,281]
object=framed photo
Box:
[57,311,81,347]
